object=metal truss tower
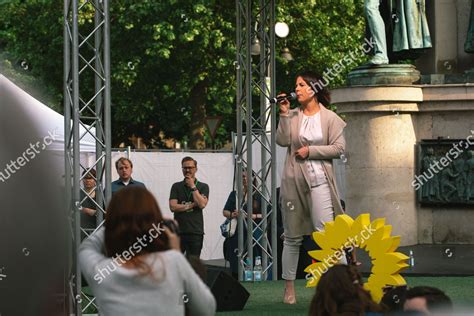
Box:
[64,0,111,313]
[235,0,278,281]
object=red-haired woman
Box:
[79,186,216,315]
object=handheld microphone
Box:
[269,92,297,104]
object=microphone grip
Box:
[269,92,296,104]
[269,97,281,104]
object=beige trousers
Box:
[282,181,345,280]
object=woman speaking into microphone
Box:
[276,71,346,304]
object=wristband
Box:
[190,187,197,192]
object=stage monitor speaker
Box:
[206,268,250,312]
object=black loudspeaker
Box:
[206,267,250,311]
[296,235,318,279]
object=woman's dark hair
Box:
[297,70,331,107]
[105,186,169,275]
[242,168,258,192]
[406,286,452,312]
[381,285,407,311]
[82,168,96,179]
[308,265,384,316]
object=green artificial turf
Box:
[81,276,474,315]
[217,277,474,316]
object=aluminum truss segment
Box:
[64,0,111,314]
[235,0,278,281]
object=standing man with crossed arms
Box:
[169,156,209,258]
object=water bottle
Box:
[244,258,253,282]
[409,250,415,268]
[253,256,262,282]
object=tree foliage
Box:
[0,0,365,148]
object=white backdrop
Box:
[109,151,234,260]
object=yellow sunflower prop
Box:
[304,213,409,303]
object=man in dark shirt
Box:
[111,157,145,194]
[169,156,209,258]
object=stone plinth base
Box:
[348,64,420,86]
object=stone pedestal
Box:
[333,84,474,246]
[348,64,420,85]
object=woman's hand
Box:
[82,207,97,216]
[295,145,309,159]
[224,210,239,219]
[163,226,181,251]
[251,213,262,220]
[278,93,290,115]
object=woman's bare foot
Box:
[283,280,296,304]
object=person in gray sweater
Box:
[79,186,216,316]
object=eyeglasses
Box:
[182,166,196,170]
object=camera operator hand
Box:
[163,225,180,251]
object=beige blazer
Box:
[276,104,346,238]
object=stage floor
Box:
[206,244,474,315]
[216,278,474,315]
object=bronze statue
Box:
[365,0,432,65]
[440,164,458,202]
[452,156,467,199]
[420,147,437,201]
